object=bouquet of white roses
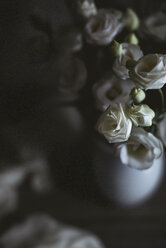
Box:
[30,0,166,170]
[75,0,166,170]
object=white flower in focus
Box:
[117,127,163,170]
[127,104,155,127]
[113,43,143,80]
[157,113,166,148]
[77,0,98,19]
[142,12,166,42]
[59,57,87,93]
[93,73,134,111]
[128,54,166,90]
[97,104,132,143]
[85,9,124,45]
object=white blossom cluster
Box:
[95,49,166,169]
[75,0,166,170]
[29,2,166,173]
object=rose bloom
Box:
[142,12,166,42]
[85,9,124,45]
[93,73,134,111]
[127,104,155,127]
[117,127,163,170]
[128,54,166,90]
[157,113,166,148]
[97,104,132,143]
[113,43,143,80]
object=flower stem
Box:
[158,89,165,112]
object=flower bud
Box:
[124,8,140,31]
[111,40,123,57]
[126,33,139,45]
[77,0,98,19]
[130,87,146,103]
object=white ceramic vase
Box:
[93,137,165,207]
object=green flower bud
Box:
[126,33,139,45]
[130,87,146,104]
[124,8,140,31]
[111,40,123,57]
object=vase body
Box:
[93,137,165,207]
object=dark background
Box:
[0,0,166,247]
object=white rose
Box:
[128,54,166,90]
[77,0,98,19]
[117,127,163,170]
[93,73,134,111]
[113,43,143,80]
[97,104,132,143]
[85,9,124,45]
[157,113,166,147]
[127,104,155,127]
[142,12,166,42]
